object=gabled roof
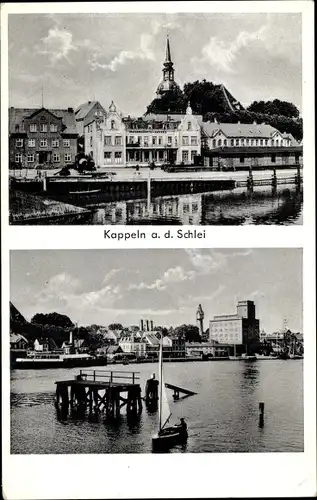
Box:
[75,101,101,120]
[202,121,280,139]
[10,333,28,344]
[9,107,78,135]
[143,333,160,346]
[282,132,300,146]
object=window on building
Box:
[240,156,245,163]
[231,139,234,146]
[152,137,156,145]
[187,122,192,131]
[217,139,222,147]
[104,152,112,162]
[191,150,197,162]
[40,139,47,147]
[30,124,37,132]
[182,150,189,162]
[167,136,172,145]
[53,153,60,162]
[144,136,149,146]
[158,137,162,145]
[64,153,71,162]
[271,154,276,163]
[241,139,245,146]
[15,138,23,147]
[212,139,216,147]
[295,153,300,164]
[15,153,22,163]
[264,139,268,146]
[115,152,122,163]
[63,139,70,147]
[28,139,35,148]
[52,139,59,148]
[223,139,227,146]
[182,136,189,146]
[40,123,47,132]
[137,136,142,145]
[111,120,116,130]
[104,136,112,146]
[115,136,122,146]
[246,139,250,146]
[15,124,20,132]
[90,137,93,147]
[27,153,34,163]
[235,139,239,146]
[191,136,197,146]
[50,124,58,133]
[259,139,263,146]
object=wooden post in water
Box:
[259,402,265,427]
[43,173,47,192]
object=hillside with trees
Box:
[145,80,302,141]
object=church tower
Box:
[196,304,204,338]
[156,36,181,98]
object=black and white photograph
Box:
[10,248,303,454]
[8,12,303,225]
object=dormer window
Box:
[15,124,20,132]
[187,122,192,131]
[111,120,116,130]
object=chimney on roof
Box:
[67,107,73,113]
[253,120,257,125]
[214,117,218,124]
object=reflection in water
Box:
[90,184,302,226]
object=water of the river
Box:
[11,360,303,454]
[88,184,303,225]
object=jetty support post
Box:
[247,167,254,191]
[259,402,265,427]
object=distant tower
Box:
[283,318,288,332]
[196,304,204,338]
[156,35,181,98]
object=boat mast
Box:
[158,332,163,432]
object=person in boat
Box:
[159,418,187,436]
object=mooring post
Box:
[259,402,265,427]
[43,172,47,192]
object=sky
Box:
[8,13,302,116]
[10,249,303,333]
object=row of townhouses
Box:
[9,37,302,170]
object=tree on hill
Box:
[174,324,201,342]
[145,79,302,141]
[108,323,123,330]
[247,99,300,118]
[31,312,74,328]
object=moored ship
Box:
[14,351,107,369]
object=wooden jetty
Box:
[55,370,142,418]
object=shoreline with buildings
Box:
[10,300,304,370]
[8,36,303,226]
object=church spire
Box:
[165,35,172,63]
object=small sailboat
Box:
[152,334,188,452]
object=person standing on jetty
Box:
[145,373,159,402]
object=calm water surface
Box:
[88,184,303,225]
[11,360,303,454]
